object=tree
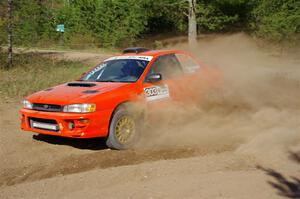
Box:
[7,0,12,68]
[250,0,300,42]
[0,0,296,51]
[188,0,197,46]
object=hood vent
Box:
[67,82,96,87]
[82,90,99,94]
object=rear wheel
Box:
[106,106,140,150]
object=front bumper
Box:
[20,108,111,138]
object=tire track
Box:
[0,144,236,187]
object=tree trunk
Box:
[7,0,13,68]
[188,0,197,46]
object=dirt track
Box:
[0,33,299,198]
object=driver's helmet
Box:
[121,60,143,77]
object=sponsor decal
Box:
[105,56,153,62]
[85,63,107,79]
[144,84,170,101]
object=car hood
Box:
[26,81,130,105]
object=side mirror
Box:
[146,73,162,83]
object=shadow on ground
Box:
[32,134,108,150]
[258,151,300,198]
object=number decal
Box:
[145,87,158,97]
[144,85,170,101]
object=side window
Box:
[175,54,200,73]
[146,54,183,80]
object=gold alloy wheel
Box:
[115,116,135,144]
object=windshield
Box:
[80,59,149,83]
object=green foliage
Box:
[144,0,249,33]
[55,4,87,40]
[250,0,300,42]
[0,1,7,45]
[4,0,176,46]
[93,0,148,47]
[0,0,298,48]
[196,2,238,31]
[12,0,57,46]
[144,0,188,33]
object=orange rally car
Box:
[20,48,220,149]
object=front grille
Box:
[29,117,59,132]
[29,117,57,124]
[32,103,62,112]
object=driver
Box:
[121,60,144,78]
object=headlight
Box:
[23,100,33,109]
[63,104,96,113]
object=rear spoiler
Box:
[123,47,150,54]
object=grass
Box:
[0,51,90,103]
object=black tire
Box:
[106,106,140,150]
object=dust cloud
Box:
[138,33,300,168]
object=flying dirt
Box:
[0,33,299,198]
[139,33,300,167]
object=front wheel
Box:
[106,107,140,150]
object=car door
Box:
[174,53,202,103]
[142,53,184,105]
[175,53,221,103]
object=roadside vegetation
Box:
[0,0,299,48]
[0,51,87,102]
[0,0,299,101]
